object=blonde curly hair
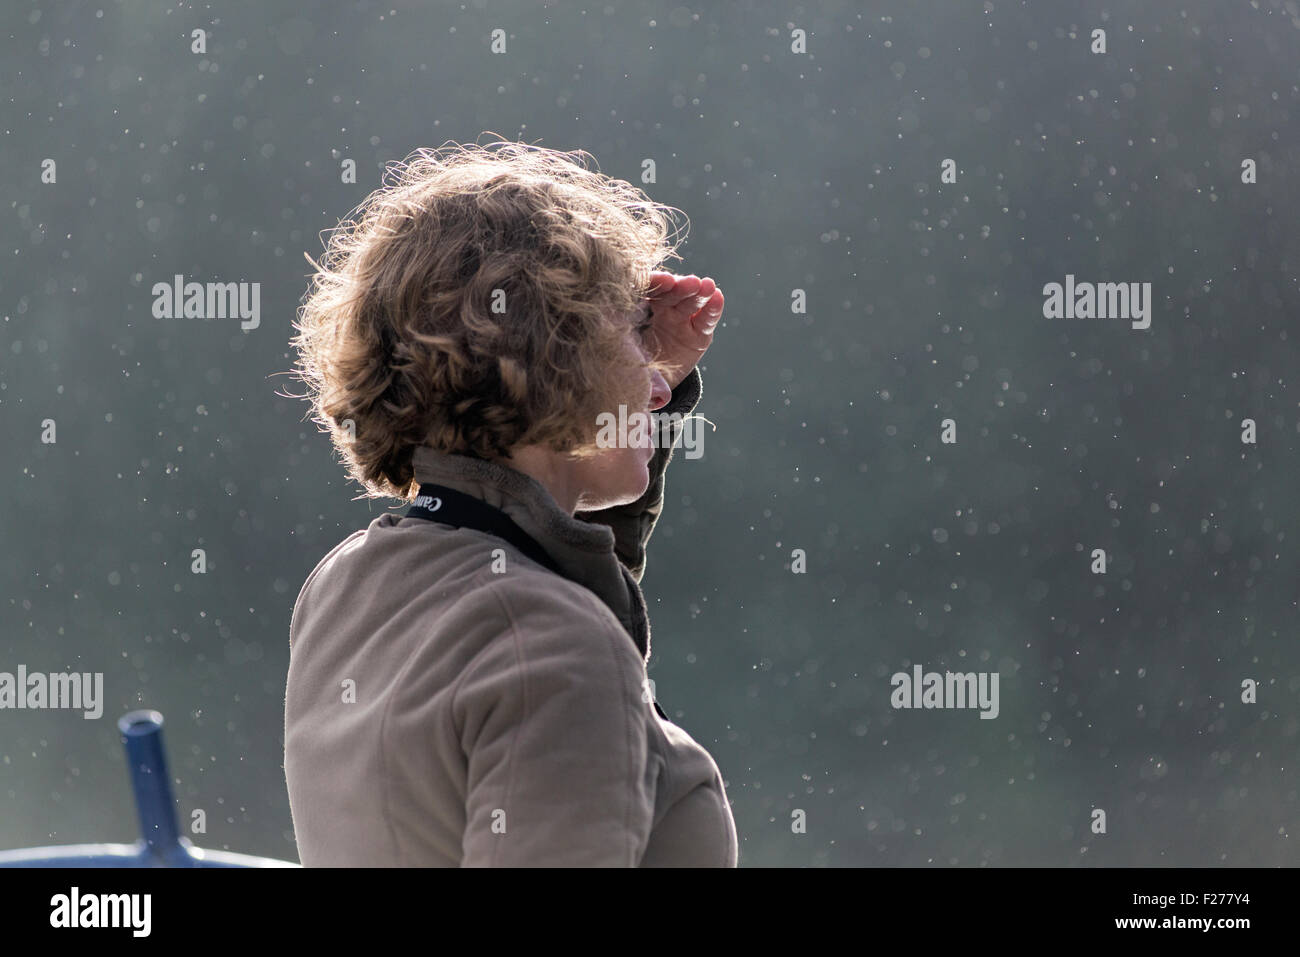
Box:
[289,137,684,500]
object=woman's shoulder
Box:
[293,513,646,688]
[289,526,370,645]
[380,513,633,644]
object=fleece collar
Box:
[409,446,652,662]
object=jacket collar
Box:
[409,446,652,662]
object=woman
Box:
[284,140,736,866]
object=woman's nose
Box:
[648,368,672,411]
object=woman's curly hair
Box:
[289,137,684,500]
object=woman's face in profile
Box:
[572,310,673,512]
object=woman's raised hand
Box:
[642,271,724,390]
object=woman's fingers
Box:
[663,275,702,312]
[642,273,724,374]
[692,286,724,334]
[689,277,717,315]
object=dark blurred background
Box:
[2,0,1297,866]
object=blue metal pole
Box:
[118,710,191,866]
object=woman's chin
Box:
[620,453,653,502]
[628,459,652,498]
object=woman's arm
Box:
[576,271,723,581]
[574,365,702,583]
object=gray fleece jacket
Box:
[283,368,738,866]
